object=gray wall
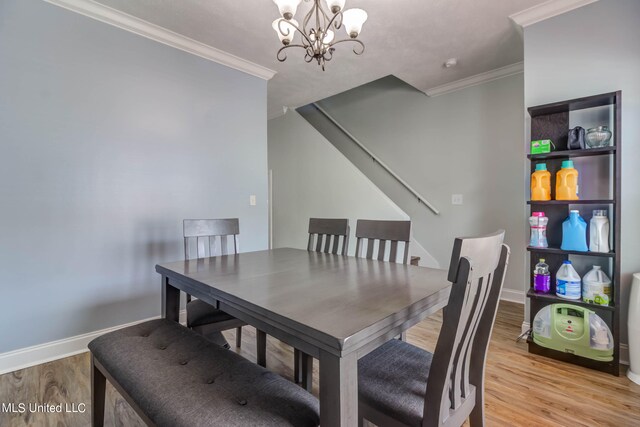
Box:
[299,74,526,294]
[0,0,268,353]
[268,110,432,261]
[524,0,640,345]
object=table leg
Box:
[301,352,313,392]
[161,275,180,322]
[319,349,358,426]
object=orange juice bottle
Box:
[531,163,551,201]
[556,160,579,200]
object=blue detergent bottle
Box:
[561,210,588,251]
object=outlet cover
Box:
[451,194,463,205]
[249,195,256,206]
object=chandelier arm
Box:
[277,44,309,62]
[329,38,365,55]
[323,48,335,62]
[325,10,343,30]
[278,18,314,48]
[304,51,314,63]
[302,2,315,35]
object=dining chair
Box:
[295,218,350,389]
[183,219,267,366]
[357,230,510,427]
[355,219,412,264]
[357,218,412,343]
[307,217,350,255]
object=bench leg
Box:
[91,355,106,427]
[256,329,267,367]
[235,327,242,348]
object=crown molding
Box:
[510,0,599,28]
[42,0,277,80]
[424,62,523,97]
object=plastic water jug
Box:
[589,210,610,253]
[561,210,588,252]
[582,266,611,306]
[529,212,548,248]
[533,259,551,294]
[531,163,551,201]
[556,260,581,300]
[556,160,579,200]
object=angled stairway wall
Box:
[268,108,438,266]
[295,74,526,297]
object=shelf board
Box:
[527,246,615,258]
[527,289,615,311]
[528,91,618,117]
[527,340,617,375]
[528,147,615,160]
[528,199,615,205]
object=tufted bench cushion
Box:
[88,319,319,427]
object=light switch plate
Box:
[451,194,463,205]
[249,195,256,206]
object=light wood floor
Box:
[1,301,638,426]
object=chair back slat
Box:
[220,235,228,256]
[307,218,349,255]
[377,240,386,261]
[183,219,239,260]
[355,220,411,264]
[423,230,509,427]
[366,238,375,259]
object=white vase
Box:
[628,273,640,385]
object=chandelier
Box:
[272,0,368,70]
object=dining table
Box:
[155,247,451,426]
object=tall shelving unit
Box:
[526,91,621,376]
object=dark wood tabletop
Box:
[155,247,451,426]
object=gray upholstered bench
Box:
[88,319,319,427]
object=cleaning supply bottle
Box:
[556,260,582,300]
[589,210,610,253]
[582,266,611,306]
[529,212,549,248]
[531,163,551,201]
[561,210,588,251]
[556,160,579,200]
[533,259,551,294]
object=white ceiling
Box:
[93,0,548,118]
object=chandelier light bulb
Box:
[324,0,346,14]
[273,0,302,20]
[323,29,335,45]
[341,8,367,38]
[272,18,299,45]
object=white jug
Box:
[589,210,610,253]
[582,266,611,306]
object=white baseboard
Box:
[522,321,531,335]
[0,310,186,375]
[500,288,525,304]
[620,344,629,366]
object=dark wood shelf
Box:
[527,340,617,375]
[526,289,615,311]
[527,246,615,258]
[528,91,617,117]
[528,147,615,160]
[527,199,614,205]
[527,90,621,377]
